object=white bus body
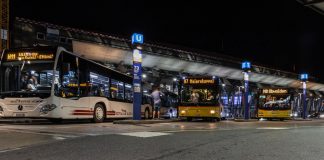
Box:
[0,47,152,122]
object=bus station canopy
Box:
[298,0,324,15]
[72,41,324,92]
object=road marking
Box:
[257,127,290,130]
[53,136,66,140]
[0,148,22,153]
[118,132,172,138]
[0,128,79,138]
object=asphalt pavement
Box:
[0,119,324,160]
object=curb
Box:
[113,119,180,124]
[291,118,312,121]
[0,118,48,124]
[234,119,259,122]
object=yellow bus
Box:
[257,88,292,120]
[178,77,221,121]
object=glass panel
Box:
[181,86,217,103]
[78,58,89,97]
[0,60,54,98]
[259,94,291,110]
[90,72,109,97]
[57,52,79,98]
[125,83,133,101]
[111,79,124,100]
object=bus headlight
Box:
[40,104,57,114]
[181,110,186,114]
[210,110,215,114]
[290,113,298,117]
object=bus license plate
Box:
[15,113,25,117]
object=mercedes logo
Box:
[18,105,23,111]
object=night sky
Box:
[11,0,324,82]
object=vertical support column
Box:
[302,81,307,119]
[244,72,249,120]
[300,73,308,119]
[131,33,144,120]
[242,61,251,120]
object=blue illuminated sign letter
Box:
[132,33,144,44]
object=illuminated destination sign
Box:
[262,88,288,94]
[6,52,54,61]
[184,78,215,85]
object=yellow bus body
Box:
[258,109,291,119]
[179,106,221,118]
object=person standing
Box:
[151,86,163,119]
[191,91,199,103]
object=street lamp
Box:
[131,33,144,120]
[242,61,251,120]
[300,73,308,119]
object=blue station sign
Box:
[131,33,144,44]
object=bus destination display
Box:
[6,52,54,61]
[183,78,215,85]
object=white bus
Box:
[0,46,152,123]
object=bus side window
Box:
[111,79,124,100]
[59,53,79,98]
[89,72,109,97]
[78,58,89,97]
[125,83,133,102]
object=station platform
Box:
[233,119,259,122]
[113,119,180,124]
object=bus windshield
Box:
[0,60,54,98]
[258,94,291,110]
[181,87,217,103]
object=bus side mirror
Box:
[62,63,70,75]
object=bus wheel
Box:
[187,117,192,121]
[280,118,284,121]
[93,103,105,123]
[144,108,150,119]
[216,118,221,122]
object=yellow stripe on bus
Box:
[179,106,221,118]
[258,109,291,118]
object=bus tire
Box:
[216,118,221,122]
[280,118,284,121]
[93,103,105,123]
[187,117,192,121]
[144,108,150,119]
